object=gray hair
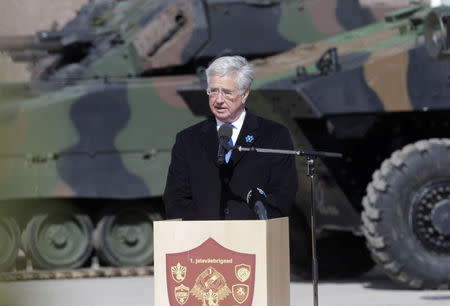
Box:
[205,56,254,94]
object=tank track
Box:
[0,257,154,281]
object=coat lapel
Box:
[200,116,220,167]
[230,111,259,166]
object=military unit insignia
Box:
[171,262,187,283]
[232,284,249,304]
[166,238,256,305]
[174,284,190,305]
[235,264,251,282]
[191,266,231,305]
[245,135,254,143]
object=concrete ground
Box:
[0,268,449,306]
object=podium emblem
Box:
[235,264,251,282]
[171,262,187,283]
[232,284,249,304]
[166,238,256,305]
[174,284,190,305]
[191,266,231,304]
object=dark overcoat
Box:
[163,111,298,220]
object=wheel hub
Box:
[412,181,450,254]
[48,225,68,248]
[121,227,139,246]
[431,200,450,236]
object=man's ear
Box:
[242,89,250,104]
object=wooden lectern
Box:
[154,217,290,306]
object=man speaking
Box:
[163,56,298,220]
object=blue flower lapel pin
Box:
[245,135,254,143]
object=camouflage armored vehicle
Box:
[0,0,407,275]
[179,3,450,289]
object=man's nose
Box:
[216,93,225,102]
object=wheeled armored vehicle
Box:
[1,0,441,289]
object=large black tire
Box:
[362,139,450,289]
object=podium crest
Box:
[171,262,187,283]
[166,238,255,305]
[232,284,249,304]
[174,284,190,305]
[235,264,251,282]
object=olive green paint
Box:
[0,157,37,198]
[120,152,172,197]
[252,70,297,89]
[84,44,145,78]
[246,91,286,126]
[115,79,201,150]
[278,0,328,43]
[0,85,82,198]
[115,79,202,195]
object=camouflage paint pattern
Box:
[0,77,199,200]
[0,0,411,202]
[0,0,421,272]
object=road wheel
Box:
[23,206,93,270]
[94,204,162,267]
[362,138,450,289]
[0,216,20,271]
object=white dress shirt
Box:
[215,109,246,145]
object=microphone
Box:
[246,187,268,220]
[217,124,233,165]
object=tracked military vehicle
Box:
[179,4,450,289]
[0,0,406,276]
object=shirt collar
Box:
[215,109,246,131]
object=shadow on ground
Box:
[291,266,406,291]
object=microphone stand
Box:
[234,145,342,306]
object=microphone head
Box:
[246,187,267,204]
[246,187,268,220]
[218,123,233,139]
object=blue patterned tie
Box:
[225,124,234,163]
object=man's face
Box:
[208,73,249,123]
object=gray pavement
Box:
[0,269,449,306]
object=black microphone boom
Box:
[217,124,233,165]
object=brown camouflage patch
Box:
[305,0,342,35]
[364,50,413,112]
[52,180,77,197]
[368,8,399,21]
[134,0,196,70]
[152,75,196,109]
[0,110,26,183]
[253,25,401,79]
